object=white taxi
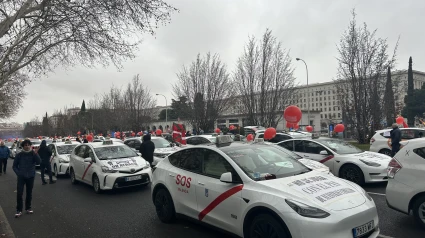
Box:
[151,136,380,238]
[69,140,152,193]
[48,141,79,176]
[278,138,391,185]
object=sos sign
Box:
[176,174,191,188]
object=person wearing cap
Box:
[12,139,41,218]
[0,141,11,175]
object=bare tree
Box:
[173,53,233,132]
[234,29,296,127]
[0,72,27,119]
[335,10,398,143]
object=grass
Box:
[349,142,370,151]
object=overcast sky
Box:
[9,0,425,124]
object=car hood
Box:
[258,171,366,211]
[101,156,148,172]
[298,159,330,173]
[341,151,391,163]
[58,154,71,161]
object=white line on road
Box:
[367,192,386,196]
[379,235,395,238]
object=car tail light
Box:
[387,158,402,178]
[370,138,375,144]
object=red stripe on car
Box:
[198,184,243,221]
[320,155,334,163]
[81,163,93,180]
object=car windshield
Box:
[316,139,363,154]
[223,145,310,181]
[152,138,172,148]
[94,145,138,160]
[206,137,216,143]
[57,145,78,155]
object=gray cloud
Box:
[10,0,425,123]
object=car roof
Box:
[401,138,425,147]
[55,142,80,146]
[84,142,127,149]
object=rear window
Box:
[413,147,425,159]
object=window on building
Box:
[324,108,327,111]
[328,90,331,94]
[321,114,323,119]
[333,96,335,100]
[325,114,327,119]
[325,102,327,106]
[338,113,341,118]
[324,91,326,95]
[328,96,330,100]
[320,97,322,101]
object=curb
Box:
[0,205,15,238]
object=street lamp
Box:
[156,94,168,128]
[296,58,309,126]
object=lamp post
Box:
[296,58,309,126]
[156,94,168,128]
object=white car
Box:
[277,138,391,185]
[386,138,425,229]
[185,135,217,145]
[69,140,152,193]
[124,136,180,166]
[370,127,425,156]
[48,141,79,176]
[151,136,379,238]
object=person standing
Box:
[390,123,402,156]
[13,139,41,218]
[139,134,155,167]
[0,141,11,175]
[37,140,55,185]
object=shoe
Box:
[49,180,56,184]
[15,211,22,218]
[42,181,47,185]
[26,210,33,214]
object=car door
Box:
[82,147,97,184]
[73,145,87,180]
[195,148,243,233]
[167,149,200,218]
[302,141,334,171]
[48,144,56,165]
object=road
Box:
[0,160,424,238]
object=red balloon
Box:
[229,125,235,131]
[396,116,404,124]
[284,105,302,123]
[334,124,345,133]
[264,127,277,140]
[246,134,254,141]
[156,129,162,136]
[38,136,42,139]
[131,132,136,137]
[77,131,81,135]
[293,124,300,130]
[137,132,142,136]
[87,135,93,142]
[306,125,313,132]
[215,128,221,133]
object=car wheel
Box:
[379,149,392,156]
[248,214,289,238]
[339,164,365,185]
[54,164,58,177]
[70,169,78,185]
[154,188,176,223]
[412,195,425,229]
[93,175,102,194]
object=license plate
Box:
[125,175,142,182]
[352,220,374,237]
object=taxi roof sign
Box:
[64,141,72,144]
[215,135,232,147]
[103,140,113,145]
[254,138,264,143]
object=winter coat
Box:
[390,127,402,146]
[139,134,155,164]
[13,150,41,178]
[37,141,52,164]
[0,145,10,159]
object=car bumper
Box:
[386,179,413,214]
[283,201,379,238]
[363,166,388,183]
[100,169,152,190]
[57,163,70,175]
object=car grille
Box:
[118,168,144,174]
[115,174,149,188]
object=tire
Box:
[379,149,392,157]
[248,213,289,238]
[339,164,365,185]
[54,164,58,177]
[93,175,102,194]
[70,168,78,185]
[154,188,176,223]
[412,195,425,230]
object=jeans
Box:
[16,176,35,212]
[0,158,7,173]
[40,162,53,183]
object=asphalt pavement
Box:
[0,159,424,238]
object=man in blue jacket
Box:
[0,140,11,175]
[13,139,41,218]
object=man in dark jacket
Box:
[0,141,11,175]
[390,123,402,157]
[37,140,55,185]
[139,134,155,166]
[13,139,41,218]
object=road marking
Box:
[0,204,16,237]
[367,192,386,196]
[378,235,395,238]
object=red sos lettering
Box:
[176,174,191,188]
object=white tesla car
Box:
[277,138,391,185]
[151,136,379,238]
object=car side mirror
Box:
[220,172,233,183]
[319,150,328,155]
[83,158,92,163]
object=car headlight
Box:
[359,159,381,167]
[143,161,150,169]
[101,166,117,173]
[285,199,330,218]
